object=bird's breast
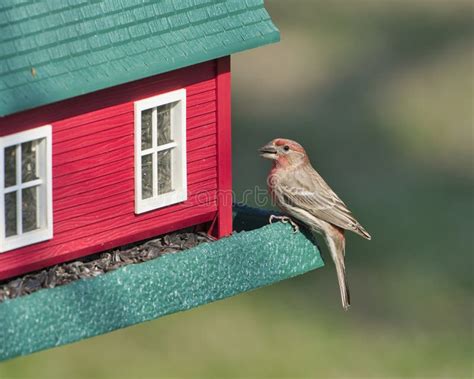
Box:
[267,167,282,203]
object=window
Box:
[0,125,53,252]
[134,89,187,214]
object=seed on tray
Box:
[0,231,213,303]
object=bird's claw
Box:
[269,215,300,233]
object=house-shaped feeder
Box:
[0,0,283,279]
[0,1,324,360]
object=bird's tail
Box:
[355,224,371,240]
[326,232,350,310]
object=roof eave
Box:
[0,31,280,118]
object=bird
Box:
[259,138,371,310]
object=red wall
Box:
[0,59,232,280]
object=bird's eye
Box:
[283,145,290,152]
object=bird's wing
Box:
[278,165,364,234]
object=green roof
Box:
[0,0,280,116]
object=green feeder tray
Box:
[0,205,323,361]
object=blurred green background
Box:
[1,0,472,378]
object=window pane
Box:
[4,145,16,187]
[22,186,38,233]
[5,192,17,237]
[22,140,39,183]
[141,108,153,150]
[141,154,153,199]
[157,149,172,195]
[157,104,172,145]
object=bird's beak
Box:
[259,144,278,160]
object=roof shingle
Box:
[0,0,279,116]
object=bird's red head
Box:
[259,138,308,168]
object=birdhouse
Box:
[0,2,328,361]
[0,0,280,280]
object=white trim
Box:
[3,178,43,193]
[0,125,53,253]
[134,89,187,214]
[141,141,178,156]
[0,144,4,250]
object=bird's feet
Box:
[269,215,300,233]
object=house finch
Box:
[259,138,371,310]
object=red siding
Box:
[216,57,233,237]
[0,60,231,280]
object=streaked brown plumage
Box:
[259,138,371,310]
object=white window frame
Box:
[134,89,187,214]
[0,125,53,253]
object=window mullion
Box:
[140,147,155,156]
[156,142,177,152]
[20,179,43,190]
[151,107,158,197]
[16,144,22,235]
[3,185,20,194]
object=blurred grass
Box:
[1,0,473,378]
